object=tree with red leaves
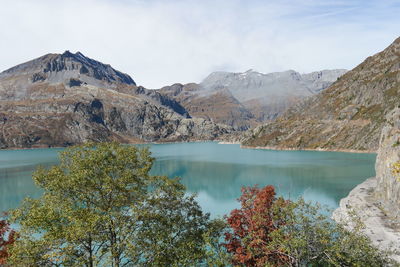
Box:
[0,217,16,265]
[224,185,393,267]
[224,185,290,266]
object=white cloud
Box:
[0,0,399,88]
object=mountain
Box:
[0,51,135,88]
[200,69,347,122]
[0,51,231,148]
[158,83,256,130]
[243,37,400,152]
[158,69,346,130]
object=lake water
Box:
[0,142,376,217]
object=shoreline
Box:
[240,145,376,154]
[217,141,240,145]
[0,139,220,151]
[0,140,376,154]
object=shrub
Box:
[224,185,394,266]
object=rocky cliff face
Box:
[375,107,400,214]
[0,51,232,148]
[243,37,400,152]
[332,107,400,261]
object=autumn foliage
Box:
[0,218,16,265]
[223,185,394,267]
[224,185,289,266]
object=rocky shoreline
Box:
[1,139,377,153]
[332,177,400,262]
[240,145,376,154]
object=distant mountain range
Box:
[243,37,400,152]
[0,50,344,148]
[159,69,346,130]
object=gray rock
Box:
[375,108,400,214]
[332,177,400,263]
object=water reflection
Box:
[150,155,375,216]
[0,143,376,217]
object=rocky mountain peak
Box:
[0,51,136,86]
[45,51,136,85]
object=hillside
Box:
[0,51,231,148]
[243,37,400,152]
[158,83,256,130]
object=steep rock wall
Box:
[333,107,400,262]
[375,108,400,214]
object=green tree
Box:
[8,142,223,267]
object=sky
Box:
[0,0,399,88]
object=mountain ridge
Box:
[158,68,346,130]
[0,51,136,88]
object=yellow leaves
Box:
[392,161,400,182]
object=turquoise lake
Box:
[0,142,376,217]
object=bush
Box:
[224,185,394,266]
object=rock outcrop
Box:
[375,108,400,213]
[243,37,400,152]
[333,107,400,261]
[0,51,232,148]
[332,177,400,262]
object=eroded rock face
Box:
[243,37,400,152]
[0,52,232,148]
[375,108,400,214]
[332,177,400,262]
[332,108,400,261]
